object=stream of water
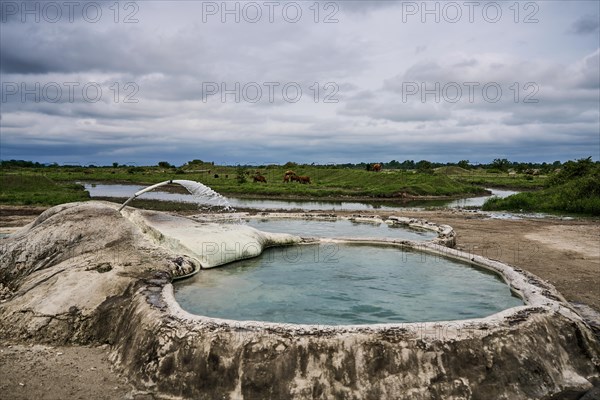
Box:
[83,182,518,212]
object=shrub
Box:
[483,160,600,216]
[236,166,247,184]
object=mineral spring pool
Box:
[174,243,523,325]
[244,218,438,241]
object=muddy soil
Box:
[0,342,156,400]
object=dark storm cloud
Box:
[0,21,214,75]
[0,141,117,161]
[0,52,51,74]
[569,14,599,35]
[0,1,598,165]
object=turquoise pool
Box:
[175,243,523,325]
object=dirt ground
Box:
[0,343,152,400]
[0,205,598,399]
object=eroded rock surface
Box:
[0,202,298,342]
[0,201,598,399]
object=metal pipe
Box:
[118,180,173,212]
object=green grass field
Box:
[3,160,597,217]
[0,174,90,206]
[440,168,546,189]
[2,165,487,203]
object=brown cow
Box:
[253,175,267,183]
[283,170,296,183]
[297,176,311,184]
[372,163,382,172]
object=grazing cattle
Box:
[283,170,296,183]
[290,174,301,182]
[297,175,311,184]
[214,174,219,178]
[253,175,267,183]
[372,163,382,172]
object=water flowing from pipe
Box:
[118,179,235,213]
[172,179,233,211]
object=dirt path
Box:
[0,342,155,400]
[1,205,598,399]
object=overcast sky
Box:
[1,0,598,165]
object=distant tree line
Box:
[1,158,596,175]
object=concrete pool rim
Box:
[166,236,580,333]
[133,232,599,398]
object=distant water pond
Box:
[82,182,517,211]
[174,243,523,325]
[444,189,518,208]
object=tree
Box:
[112,162,119,168]
[548,157,594,186]
[457,160,470,170]
[400,160,415,170]
[491,158,510,172]
[236,166,247,184]
[386,160,401,169]
[416,160,433,174]
[158,161,173,168]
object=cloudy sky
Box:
[1,0,598,165]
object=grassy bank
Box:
[32,164,544,191]
[1,165,487,206]
[0,174,89,206]
[3,161,581,209]
[210,168,485,198]
[447,170,546,190]
[482,158,600,216]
